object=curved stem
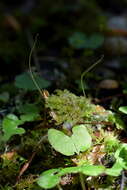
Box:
[81,55,104,97]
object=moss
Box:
[46,90,113,127]
[46,90,96,125]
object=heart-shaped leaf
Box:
[15,72,50,90]
[48,125,92,156]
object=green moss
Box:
[45,90,113,128]
[46,90,96,125]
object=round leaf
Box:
[37,169,61,189]
[15,72,50,90]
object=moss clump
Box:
[45,90,112,126]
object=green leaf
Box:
[68,32,104,49]
[80,165,105,176]
[37,164,105,189]
[48,125,92,156]
[37,169,61,189]
[109,113,126,129]
[15,72,50,90]
[2,114,25,141]
[119,106,127,114]
[20,113,40,122]
[18,103,41,121]
[105,161,123,176]
[68,32,87,49]
[18,103,40,114]
[58,166,81,176]
[71,125,92,154]
[48,128,76,156]
[115,144,127,169]
[87,34,104,49]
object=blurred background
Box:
[1,0,127,98]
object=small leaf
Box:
[68,32,104,49]
[87,34,104,49]
[37,169,61,189]
[119,106,127,114]
[2,114,25,141]
[15,72,50,90]
[68,32,87,49]
[48,129,76,156]
[105,161,123,176]
[115,144,127,169]
[20,113,40,122]
[37,164,105,189]
[80,165,105,176]
[18,103,40,114]
[48,125,92,156]
[71,125,92,154]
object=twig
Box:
[120,170,126,190]
[81,55,104,97]
[15,135,47,184]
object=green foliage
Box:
[2,114,25,142]
[105,161,123,176]
[0,92,9,103]
[108,113,126,129]
[37,165,105,189]
[115,144,127,169]
[48,125,92,156]
[37,142,127,189]
[15,72,50,91]
[18,103,41,121]
[37,169,61,189]
[2,107,41,142]
[46,90,96,125]
[119,106,127,114]
[68,32,104,49]
[104,132,120,153]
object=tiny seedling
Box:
[27,37,126,189]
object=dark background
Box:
[0,0,127,95]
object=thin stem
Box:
[57,184,63,190]
[79,173,86,190]
[28,34,44,98]
[81,55,104,97]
